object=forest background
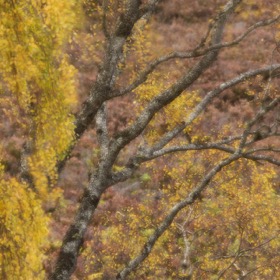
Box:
[0,0,280,279]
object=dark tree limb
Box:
[50,187,102,280]
[50,2,149,278]
[56,0,148,173]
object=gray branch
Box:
[111,0,241,157]
[151,64,280,151]
[117,15,280,97]
[57,0,145,172]
[96,103,109,160]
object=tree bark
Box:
[50,188,101,280]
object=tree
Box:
[0,0,80,278]
[0,0,280,279]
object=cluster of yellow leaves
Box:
[0,162,49,279]
[122,18,154,75]
[237,0,279,20]
[0,0,80,195]
[0,1,82,278]
[191,159,280,279]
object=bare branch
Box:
[176,208,194,277]
[243,153,280,166]
[151,143,235,158]
[110,131,280,185]
[111,0,241,158]
[246,147,280,154]
[151,64,280,152]
[117,15,280,97]
[239,234,279,255]
[138,0,161,21]
[102,0,110,39]
[109,139,239,185]
[96,103,109,160]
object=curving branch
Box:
[116,15,280,97]
[217,229,245,279]
[110,0,241,159]
[139,0,161,21]
[214,234,279,278]
[151,64,280,152]
[109,65,280,184]
[110,93,279,184]
[176,208,195,278]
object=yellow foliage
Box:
[83,150,280,279]
[0,0,80,196]
[0,0,81,277]
[0,163,49,279]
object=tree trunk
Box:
[50,189,101,280]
